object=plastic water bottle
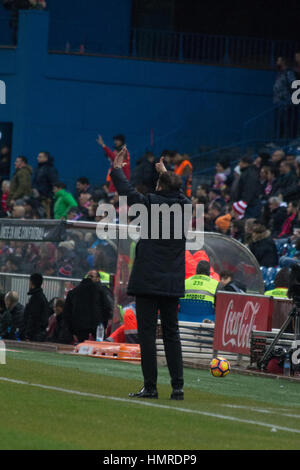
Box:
[283,353,291,377]
[15,328,20,342]
[96,323,105,342]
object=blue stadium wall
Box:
[0,10,275,189]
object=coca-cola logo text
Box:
[222,300,260,349]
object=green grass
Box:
[0,349,300,449]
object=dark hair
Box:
[77,177,89,185]
[17,155,28,164]
[7,255,19,267]
[220,270,233,280]
[40,151,51,160]
[210,202,222,213]
[240,155,253,165]
[196,260,210,276]
[158,171,182,192]
[54,182,66,190]
[274,268,290,288]
[55,298,65,309]
[217,159,229,169]
[30,273,43,288]
[113,134,125,144]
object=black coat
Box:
[236,165,261,207]
[249,232,278,267]
[9,302,24,336]
[63,278,112,334]
[269,206,287,237]
[32,157,58,198]
[111,168,192,297]
[0,310,12,338]
[23,288,49,341]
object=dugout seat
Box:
[178,298,215,323]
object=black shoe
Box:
[170,389,184,400]
[129,387,158,399]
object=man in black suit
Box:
[110,148,191,400]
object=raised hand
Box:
[96,134,105,147]
[113,146,128,169]
[155,156,167,175]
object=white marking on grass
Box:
[0,376,300,435]
[223,404,300,419]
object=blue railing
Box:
[242,104,300,148]
[47,23,298,68]
[130,29,298,67]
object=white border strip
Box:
[0,376,300,434]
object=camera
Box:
[288,263,300,305]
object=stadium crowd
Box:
[1,135,300,276]
[0,132,300,345]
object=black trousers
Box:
[135,295,183,390]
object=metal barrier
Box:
[131,30,297,67]
[48,24,297,68]
[0,272,82,306]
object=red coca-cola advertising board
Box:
[213,292,273,355]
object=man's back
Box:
[111,168,191,298]
[24,287,49,340]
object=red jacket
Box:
[104,145,130,193]
[278,213,296,238]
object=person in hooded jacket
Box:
[32,151,58,218]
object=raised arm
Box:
[110,147,146,205]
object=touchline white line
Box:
[0,376,300,434]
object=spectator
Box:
[63,274,111,343]
[97,133,130,193]
[268,197,287,238]
[276,161,298,199]
[46,298,65,342]
[278,201,299,238]
[0,146,11,179]
[0,293,12,339]
[219,270,246,293]
[130,152,156,193]
[8,156,32,206]
[4,291,24,338]
[270,149,285,170]
[265,167,279,198]
[86,270,113,326]
[75,177,94,201]
[11,203,25,219]
[23,273,49,341]
[53,182,77,219]
[273,57,297,138]
[235,155,261,218]
[249,221,278,267]
[173,152,193,197]
[1,180,10,215]
[214,159,231,189]
[207,201,222,231]
[32,151,58,218]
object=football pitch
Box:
[0,349,300,450]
